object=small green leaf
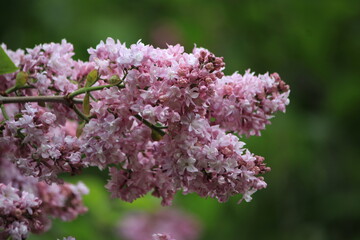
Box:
[83,93,91,116]
[0,46,18,75]
[85,69,98,87]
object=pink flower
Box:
[208,70,290,136]
[1,39,290,227]
[118,209,201,240]
[0,184,45,240]
[37,181,88,221]
[152,234,176,240]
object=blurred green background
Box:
[1,0,360,239]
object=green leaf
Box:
[85,69,98,87]
[83,93,91,115]
[0,46,18,75]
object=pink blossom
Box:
[37,182,88,221]
[4,103,85,182]
[152,234,176,240]
[118,209,200,240]
[0,142,88,238]
[208,70,290,136]
[0,184,45,240]
[0,39,290,239]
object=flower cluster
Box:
[0,184,43,240]
[82,38,288,205]
[209,71,290,136]
[0,40,94,125]
[4,103,84,182]
[37,181,88,221]
[152,234,177,240]
[0,38,290,239]
[0,40,92,95]
[118,209,200,240]
[0,142,88,239]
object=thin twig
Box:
[68,84,124,99]
[0,104,9,120]
[134,114,166,136]
[0,95,67,104]
[0,95,83,104]
[71,105,90,122]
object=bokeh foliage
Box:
[1,0,359,239]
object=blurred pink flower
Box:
[118,209,201,240]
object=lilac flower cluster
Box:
[0,142,88,239]
[36,181,88,221]
[0,184,43,240]
[0,40,93,123]
[0,38,290,239]
[4,103,83,182]
[118,209,200,240]
[152,233,176,240]
[0,40,92,94]
[83,38,289,205]
[209,71,290,136]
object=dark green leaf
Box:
[0,46,18,75]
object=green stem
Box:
[0,83,128,125]
[4,85,35,95]
[0,95,82,104]
[72,105,90,122]
[134,114,166,136]
[68,84,124,99]
[0,104,9,120]
[5,86,17,94]
[0,95,85,121]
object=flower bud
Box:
[151,129,163,141]
[15,71,28,88]
[109,75,121,85]
[85,69,98,87]
[205,63,214,71]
